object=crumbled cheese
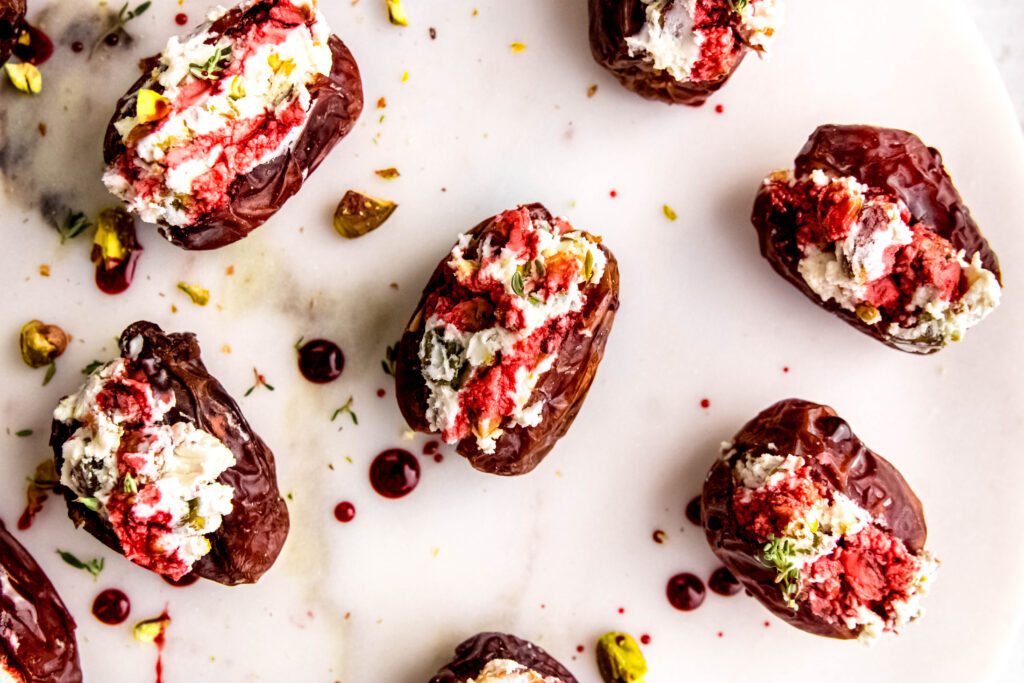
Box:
[625,0,702,83]
[468,659,563,683]
[0,660,23,683]
[737,0,784,52]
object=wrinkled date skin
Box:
[102,1,364,250]
[0,519,82,683]
[430,632,579,683]
[702,398,928,639]
[49,321,289,585]
[394,203,620,476]
[752,124,1003,353]
[587,0,745,105]
[0,0,25,64]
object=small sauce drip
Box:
[297,339,344,383]
[433,453,443,463]
[94,250,142,294]
[161,572,199,588]
[71,41,84,53]
[92,589,131,624]
[376,388,386,397]
[617,607,625,614]
[174,12,189,25]
[154,610,170,683]
[700,398,711,409]
[13,24,54,64]
[369,449,419,499]
[640,634,651,645]
[334,501,356,522]
[685,495,702,526]
[708,567,742,596]
[666,573,706,611]
[652,529,666,544]
[104,32,119,47]
[575,645,584,653]
[714,104,725,114]
[422,440,439,456]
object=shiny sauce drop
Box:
[174,12,189,25]
[297,339,344,383]
[685,495,702,526]
[708,567,742,596]
[161,572,199,588]
[666,573,706,611]
[334,501,356,522]
[422,440,439,456]
[94,250,141,294]
[640,634,651,645]
[92,588,131,624]
[369,449,420,499]
[13,23,54,64]
[70,41,84,53]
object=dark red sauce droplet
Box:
[175,12,189,25]
[92,589,131,624]
[13,24,54,64]
[652,529,666,544]
[433,453,443,463]
[369,449,420,499]
[104,32,119,47]
[575,645,584,653]
[708,567,742,596]
[714,104,724,114]
[783,366,790,373]
[376,388,386,397]
[700,398,711,409]
[94,249,142,294]
[640,634,651,645]
[16,509,32,531]
[297,339,344,383]
[666,573,706,611]
[71,41,84,53]
[161,572,199,588]
[422,440,439,456]
[334,501,356,522]
[685,495,702,526]
[617,607,625,614]
[609,190,618,198]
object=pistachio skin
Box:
[596,632,647,683]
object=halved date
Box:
[430,632,578,683]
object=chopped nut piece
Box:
[132,612,171,645]
[375,167,400,180]
[596,632,647,683]
[856,302,881,325]
[177,282,210,306]
[19,320,69,369]
[39,265,50,277]
[386,0,409,26]
[136,89,171,123]
[334,191,398,239]
[662,204,677,221]
[510,42,526,53]
[587,84,598,98]
[377,96,386,109]
[5,62,42,94]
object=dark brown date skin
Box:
[0,0,25,64]
[394,203,620,476]
[430,632,578,683]
[102,0,364,250]
[49,321,289,586]
[0,519,82,683]
[702,398,928,639]
[587,0,745,106]
[752,124,1003,354]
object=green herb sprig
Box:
[56,550,105,580]
[58,211,92,243]
[728,0,750,13]
[189,45,233,80]
[761,536,801,608]
[331,396,358,425]
[381,344,398,376]
[93,2,152,55]
[82,360,104,375]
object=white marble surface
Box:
[966,3,1024,679]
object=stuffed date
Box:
[752,124,1002,353]
[0,0,25,65]
[588,0,782,105]
[702,398,937,642]
[49,321,289,586]
[102,0,363,250]
[430,632,578,683]
[0,519,82,683]
[394,203,620,476]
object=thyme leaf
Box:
[331,396,358,425]
[56,550,105,580]
[189,45,233,80]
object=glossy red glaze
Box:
[92,589,130,624]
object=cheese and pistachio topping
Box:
[54,353,235,580]
[467,659,564,683]
[626,0,783,84]
[770,168,1001,347]
[732,452,937,643]
[102,0,333,229]
[418,207,606,454]
[0,660,23,683]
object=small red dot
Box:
[700,398,710,409]
[609,190,617,198]
[640,634,651,645]
[617,607,625,614]
[540,604,546,609]
[174,12,188,25]
[433,453,443,463]
[717,631,723,638]
[441,187,447,192]
[714,104,724,114]
[576,645,584,653]
[764,621,770,627]
[376,388,386,397]
[333,501,356,522]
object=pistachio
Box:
[386,0,409,26]
[596,632,647,683]
[132,612,171,645]
[333,190,398,239]
[136,89,171,123]
[5,62,42,94]
[374,167,400,180]
[267,54,296,76]
[19,320,69,369]
[91,207,138,268]
[177,282,210,306]
[855,303,881,325]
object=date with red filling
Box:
[0,0,25,64]
[702,398,936,641]
[752,124,1002,353]
[588,0,782,105]
[0,518,82,683]
[49,321,289,586]
[393,203,620,476]
[430,632,578,683]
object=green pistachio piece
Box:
[19,320,69,369]
[596,632,647,683]
[133,613,170,645]
[177,282,210,306]
[333,190,398,239]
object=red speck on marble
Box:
[609,190,617,198]
[576,645,584,653]
[640,634,651,645]
[717,631,723,638]
[540,604,546,609]
[700,398,710,409]
[783,366,790,373]
[652,529,666,544]
[433,453,443,463]
[715,104,724,114]
[174,12,188,25]
[764,621,770,627]
[618,607,625,614]
[376,388,386,397]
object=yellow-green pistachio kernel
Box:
[19,320,69,369]
[596,632,647,683]
[333,190,398,239]
[132,613,171,645]
[177,282,210,306]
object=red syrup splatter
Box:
[376,388,386,397]
[13,23,53,64]
[369,449,420,498]
[334,501,356,522]
[161,572,199,588]
[708,567,741,596]
[175,13,188,25]
[576,645,584,653]
[666,573,706,611]
[700,398,710,409]
[70,41,84,53]
[640,634,651,645]
[422,441,439,456]
[92,589,130,624]
[297,339,344,383]
[714,104,724,114]
[609,190,617,198]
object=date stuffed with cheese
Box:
[394,203,619,476]
[702,398,936,642]
[430,632,578,683]
[102,0,363,249]
[0,0,25,64]
[752,124,1002,352]
[50,321,289,586]
[0,519,82,683]
[588,0,782,105]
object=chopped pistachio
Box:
[386,0,409,26]
[662,204,678,221]
[510,42,526,53]
[19,320,69,369]
[5,63,41,94]
[136,89,171,123]
[596,632,647,683]
[856,303,881,325]
[333,191,398,239]
[91,208,138,271]
[15,429,32,437]
[375,167,400,180]
[56,550,105,581]
[75,497,100,511]
[177,282,210,306]
[132,612,171,645]
[587,84,598,98]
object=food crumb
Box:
[221,344,231,354]
[377,96,386,109]
[472,9,478,16]
[700,398,710,409]
[375,167,400,180]
[39,264,50,277]
[432,547,439,557]
[37,122,46,136]
[225,265,234,275]
[429,27,436,39]
[663,204,677,221]
[587,84,597,98]
[389,282,399,289]
[652,529,666,544]
[401,70,409,82]
[715,104,724,114]
[640,634,651,645]
[171,304,178,313]
[510,42,525,53]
